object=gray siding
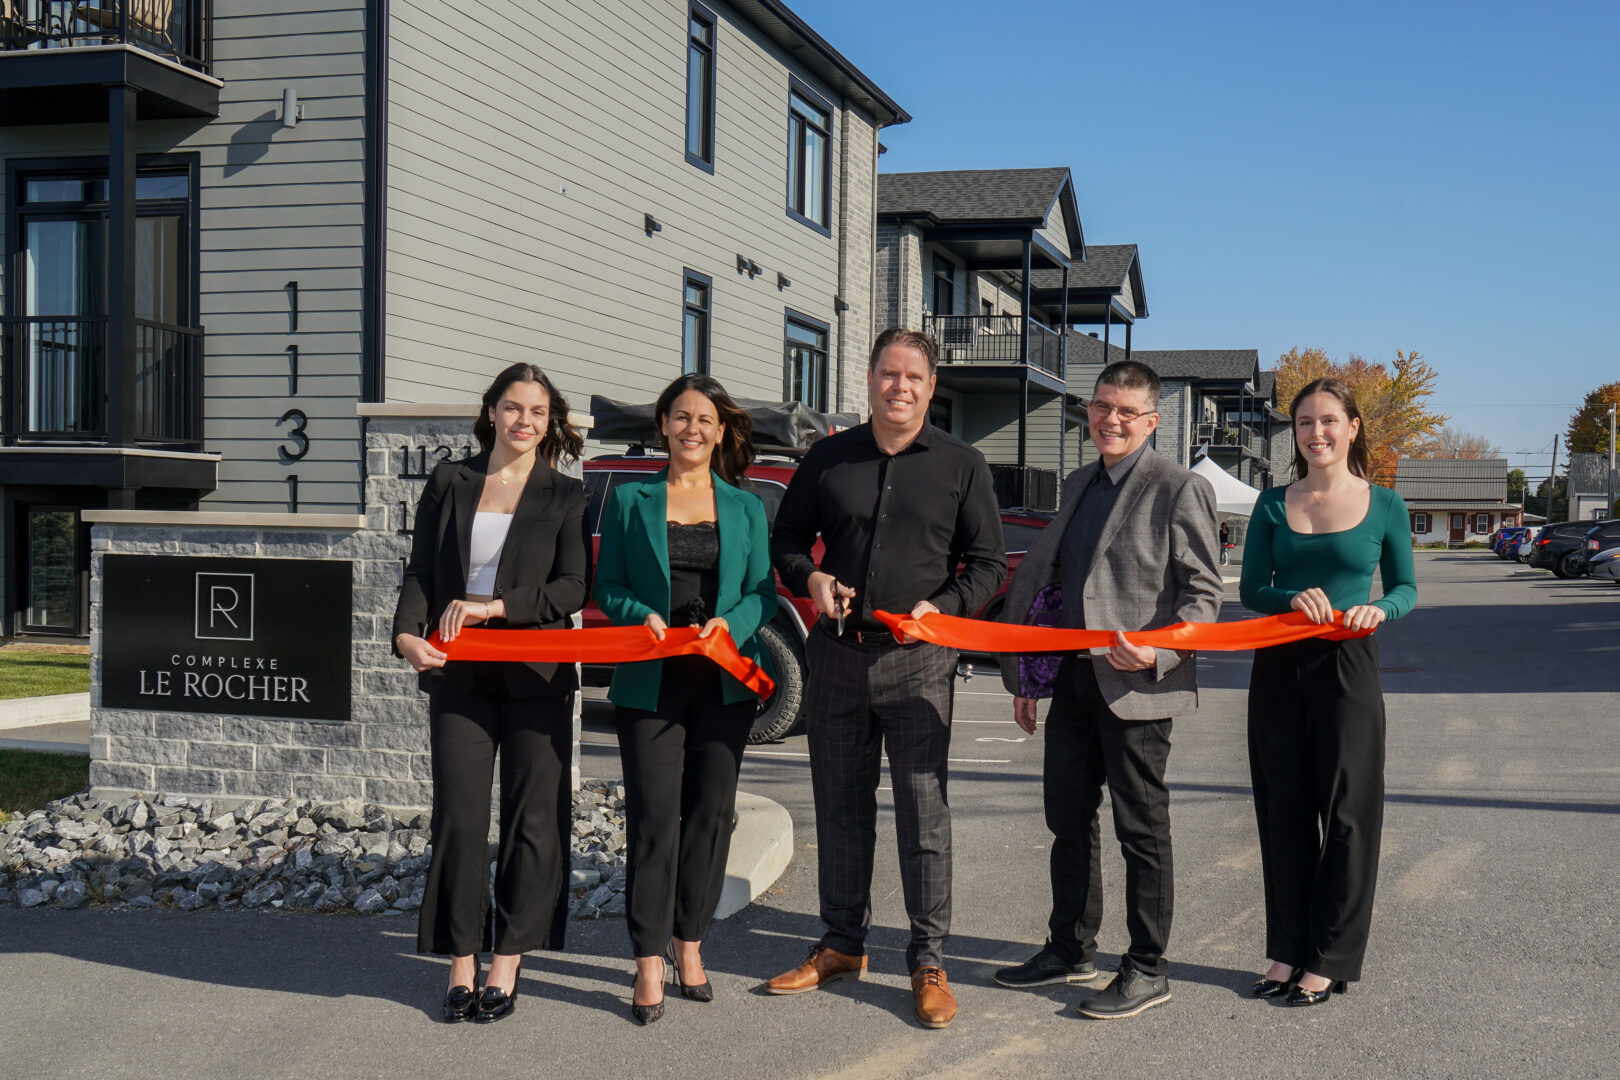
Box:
[0,2,370,512]
[1035,193,1073,262]
[958,389,1061,471]
[383,0,873,419]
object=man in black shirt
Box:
[765,327,1006,1029]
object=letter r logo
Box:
[195,573,255,641]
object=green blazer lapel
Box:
[631,472,671,585]
[713,476,746,606]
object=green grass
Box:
[0,748,89,820]
[0,653,90,700]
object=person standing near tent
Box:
[1238,377,1417,1006]
[1220,521,1231,565]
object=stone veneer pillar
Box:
[84,404,589,810]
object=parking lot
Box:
[3,551,1616,1080]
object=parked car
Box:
[1567,519,1620,577]
[1513,531,1537,562]
[1492,526,1529,557]
[579,452,1046,743]
[1588,545,1620,584]
[1526,521,1598,577]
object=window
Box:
[786,81,832,232]
[1413,512,1430,533]
[23,507,80,633]
[931,257,955,316]
[684,4,716,170]
[784,312,829,411]
[10,156,197,437]
[681,271,711,374]
[928,396,953,432]
[981,298,995,320]
[1475,513,1490,534]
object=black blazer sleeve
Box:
[498,477,590,627]
[391,461,454,653]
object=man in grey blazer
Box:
[994,359,1222,1019]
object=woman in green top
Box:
[1239,378,1417,1007]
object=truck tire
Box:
[748,621,806,744]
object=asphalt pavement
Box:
[2,552,1615,1080]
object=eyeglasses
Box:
[1087,401,1155,423]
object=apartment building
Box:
[0,0,905,635]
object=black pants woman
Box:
[393,362,588,1024]
[594,373,777,1023]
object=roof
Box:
[1065,330,1131,367]
[1030,244,1138,292]
[1393,457,1509,502]
[731,0,909,125]
[878,168,1072,222]
[1407,499,1523,512]
[1257,370,1277,400]
[1568,451,1617,494]
[1134,350,1260,382]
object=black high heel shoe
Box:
[441,984,478,1023]
[667,942,714,1003]
[1285,978,1347,1006]
[1251,967,1303,999]
[472,984,517,1024]
[631,958,666,1025]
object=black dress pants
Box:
[419,662,573,956]
[615,655,755,958]
[1043,655,1174,977]
[1247,634,1385,982]
[805,627,957,972]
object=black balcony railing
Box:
[990,463,1058,512]
[1195,421,1264,450]
[1,0,212,71]
[2,314,204,445]
[925,314,1064,380]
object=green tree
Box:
[1565,382,1620,454]
[1507,468,1527,504]
[1533,476,1569,520]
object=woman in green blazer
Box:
[594,373,776,1024]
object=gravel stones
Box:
[1,778,633,920]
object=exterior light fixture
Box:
[281,88,303,128]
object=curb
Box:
[715,791,793,920]
[0,693,89,731]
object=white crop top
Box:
[466,512,514,595]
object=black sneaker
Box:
[993,946,1102,988]
[1077,968,1171,1019]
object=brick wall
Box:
[85,407,583,810]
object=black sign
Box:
[102,555,352,722]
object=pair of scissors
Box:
[832,579,848,636]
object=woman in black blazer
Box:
[392,362,589,1024]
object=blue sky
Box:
[799,0,1619,477]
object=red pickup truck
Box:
[580,452,1048,742]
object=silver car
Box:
[1589,546,1620,583]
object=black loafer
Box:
[994,946,1102,988]
[1252,967,1303,998]
[1285,979,1347,1006]
[472,985,516,1024]
[441,984,477,1023]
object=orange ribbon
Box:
[871,610,1373,653]
[426,626,776,700]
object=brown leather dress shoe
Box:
[911,966,957,1029]
[765,945,867,995]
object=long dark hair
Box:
[1290,377,1370,481]
[654,373,754,484]
[473,362,584,466]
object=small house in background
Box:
[1567,452,1618,521]
[1394,458,1521,544]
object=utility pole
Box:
[1549,435,1560,521]
[1609,404,1616,519]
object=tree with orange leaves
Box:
[1565,382,1620,454]
[1274,347,1447,486]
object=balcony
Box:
[1195,421,1270,456]
[990,463,1058,512]
[925,314,1065,384]
[2,314,204,445]
[0,0,218,125]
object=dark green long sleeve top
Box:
[1239,484,1418,620]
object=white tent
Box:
[1192,453,1263,515]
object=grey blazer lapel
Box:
[1092,448,1161,559]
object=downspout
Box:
[835,101,850,411]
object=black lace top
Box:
[667,521,720,627]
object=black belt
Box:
[817,619,903,646]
